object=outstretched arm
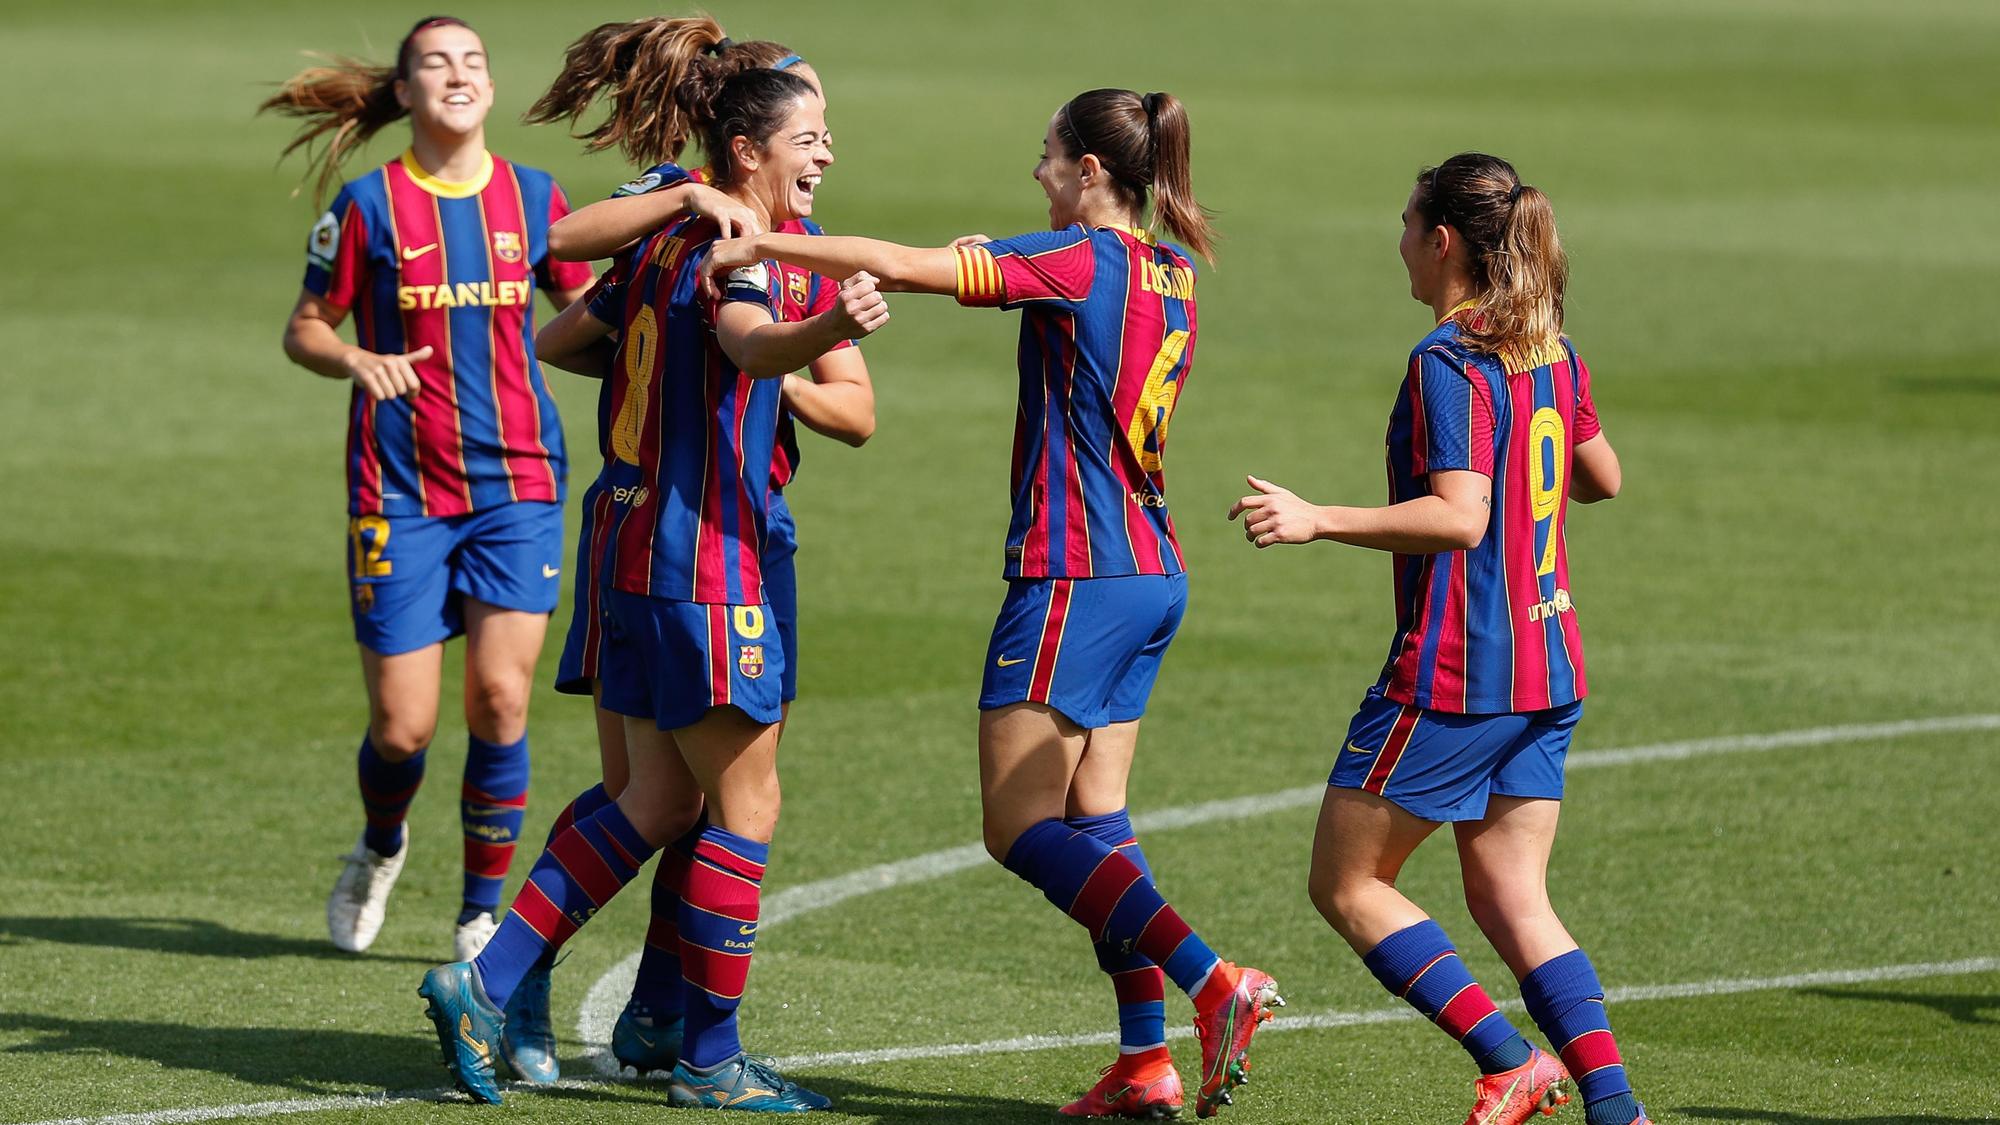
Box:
[1228,470,1493,553]
[710,233,959,295]
[549,183,766,262]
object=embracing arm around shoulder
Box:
[783,345,875,446]
[549,183,765,263]
[1570,433,1621,502]
[534,296,617,379]
[710,233,960,296]
[282,288,432,401]
[1228,469,1493,553]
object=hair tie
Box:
[1507,183,1525,204]
[773,53,804,71]
[1142,92,1162,125]
[707,36,733,56]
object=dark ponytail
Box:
[1055,88,1215,263]
[1413,152,1567,358]
[258,15,473,203]
[523,16,808,170]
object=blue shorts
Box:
[347,501,564,657]
[979,573,1188,730]
[1328,689,1583,822]
[557,488,800,703]
[599,589,785,731]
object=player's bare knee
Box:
[370,717,435,760]
[465,677,531,743]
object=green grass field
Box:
[3,0,1998,1122]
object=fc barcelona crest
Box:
[786,270,809,306]
[353,584,376,614]
[738,644,765,680]
[492,230,523,263]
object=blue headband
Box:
[773,53,804,70]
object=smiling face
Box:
[394,23,492,140]
[733,93,832,224]
[1033,114,1088,230]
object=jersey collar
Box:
[399,148,494,199]
[1438,298,1479,325]
[1104,222,1156,245]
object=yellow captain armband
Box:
[954,244,1005,306]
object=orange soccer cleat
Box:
[1059,1049,1185,1119]
[1461,1044,1571,1125]
[1190,963,1283,1118]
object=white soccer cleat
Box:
[454,910,500,961]
[326,833,406,953]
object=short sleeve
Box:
[303,186,369,309]
[1572,350,1601,444]
[610,162,692,199]
[584,253,630,325]
[954,227,1096,309]
[703,257,782,325]
[537,183,598,292]
[1410,349,1496,478]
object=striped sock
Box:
[544,782,613,848]
[356,736,424,857]
[678,825,769,1068]
[472,802,656,1009]
[1066,810,1168,1052]
[1521,949,1640,1125]
[460,734,530,921]
[1362,920,1532,1074]
[629,818,706,1018]
[1002,819,1222,1001]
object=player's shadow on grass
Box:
[1682,1110,2000,1124]
[0,915,433,965]
[531,1073,1059,1121]
[0,1011,442,1094]
[1798,984,2000,1025]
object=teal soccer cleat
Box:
[500,960,559,1084]
[611,1002,683,1076]
[417,961,507,1104]
[668,1053,831,1113]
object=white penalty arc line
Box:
[21,956,2000,1125]
[578,711,2000,1072]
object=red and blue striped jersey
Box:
[586,215,787,604]
[614,163,853,490]
[1374,317,1602,714]
[304,149,595,517]
[954,225,1196,578]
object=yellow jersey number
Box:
[1526,406,1566,577]
[348,515,392,579]
[1125,329,1190,475]
[611,305,659,466]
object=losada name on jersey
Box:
[1138,259,1195,300]
[397,279,534,311]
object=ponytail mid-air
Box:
[1411,152,1568,359]
[1054,88,1215,263]
[258,15,474,203]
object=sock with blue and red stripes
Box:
[1002,819,1232,1006]
[472,802,657,1009]
[628,817,706,1019]
[356,736,425,857]
[460,734,530,923]
[1363,920,1532,1074]
[1066,810,1168,1055]
[678,825,769,1067]
[1521,949,1640,1125]
[543,782,613,848]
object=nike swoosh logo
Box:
[542,564,560,578]
[458,1013,490,1061]
[1476,1077,1525,1125]
[996,655,1027,667]
[738,923,758,936]
[402,242,439,260]
[1346,740,1374,755]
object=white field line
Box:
[577,711,2000,1072]
[21,956,1999,1125]
[15,714,1997,1125]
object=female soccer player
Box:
[1227,153,1642,1125]
[492,17,876,1086]
[705,88,1280,1119]
[263,16,595,960]
[419,65,888,1112]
